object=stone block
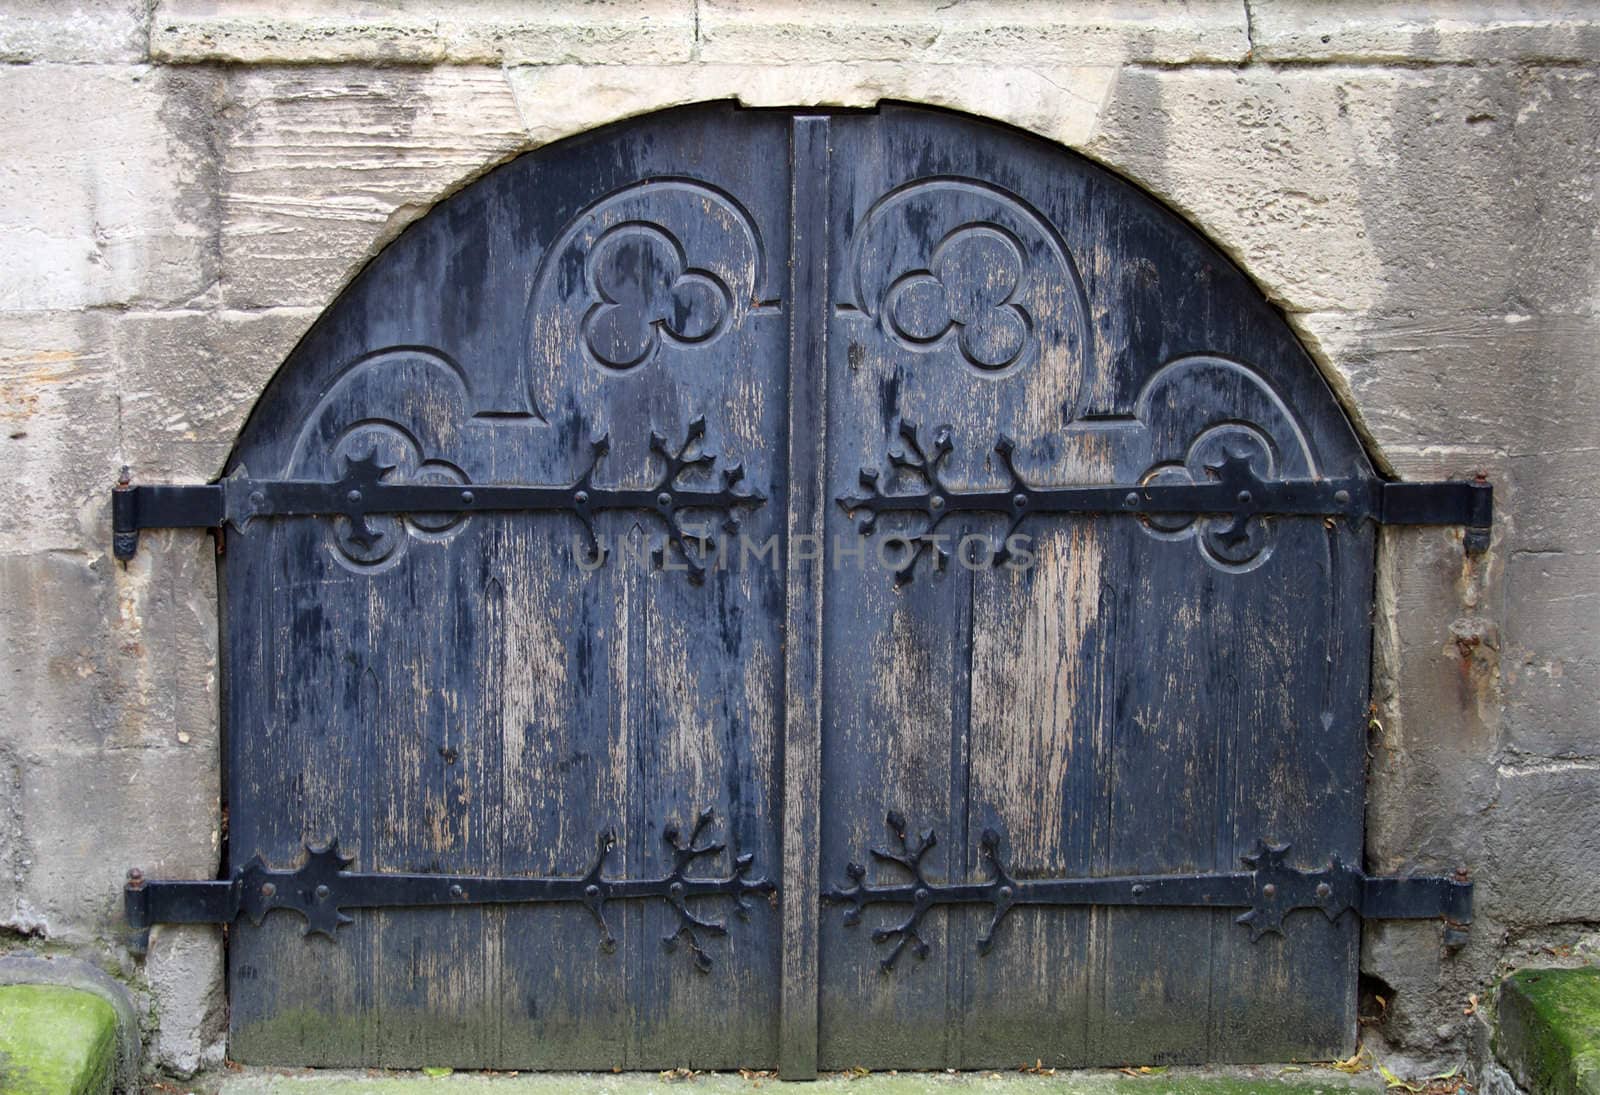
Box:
[1295,313,1600,465]
[1364,448,1508,872]
[152,0,694,65]
[0,0,148,63]
[1085,67,1600,315]
[1481,765,1600,925]
[0,66,219,311]
[115,308,318,480]
[219,67,529,310]
[145,925,225,1077]
[0,984,118,1095]
[12,742,219,944]
[0,312,120,556]
[0,553,120,755]
[0,537,218,757]
[1252,1,1600,64]
[1495,967,1600,1095]
[506,63,1117,156]
[0,745,20,936]
[1508,450,1600,556]
[698,0,1250,65]
[1502,550,1600,758]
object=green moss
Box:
[1494,967,1600,1095]
[0,984,118,1095]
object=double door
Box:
[222,103,1376,1073]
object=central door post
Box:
[779,114,831,1081]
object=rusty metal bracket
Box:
[823,813,1473,972]
[125,808,774,973]
[112,418,765,582]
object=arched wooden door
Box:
[118,102,1483,1076]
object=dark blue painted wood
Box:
[226,104,791,1068]
[815,105,1370,1069]
[221,102,1377,1072]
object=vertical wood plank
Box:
[779,113,829,1081]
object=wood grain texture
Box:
[221,103,1379,1071]
[226,104,789,1069]
[814,106,1373,1069]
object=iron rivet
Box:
[315,884,330,901]
[930,495,945,511]
[460,490,474,505]
[670,882,685,898]
[1124,492,1139,508]
[248,490,265,508]
[1316,882,1332,899]
[1237,490,1253,506]
[574,490,589,506]
[449,884,464,899]
[657,492,673,508]
[1334,489,1350,506]
[999,886,1013,901]
[1132,884,1147,896]
[346,489,362,505]
[1012,494,1028,509]
[585,884,600,899]
[261,882,276,898]
[915,888,931,903]
[1262,883,1277,898]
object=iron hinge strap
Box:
[110,421,766,582]
[1379,480,1494,550]
[112,471,1495,556]
[837,425,1496,580]
[123,810,774,972]
[822,815,1473,971]
[112,480,225,561]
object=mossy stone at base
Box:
[0,984,119,1095]
[1495,967,1600,1095]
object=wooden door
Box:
[225,105,792,1068]
[813,106,1373,1069]
[220,103,1381,1072]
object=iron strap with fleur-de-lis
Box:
[125,808,774,973]
[838,422,1493,586]
[111,417,765,583]
[822,813,1473,972]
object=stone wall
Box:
[0,0,1595,1080]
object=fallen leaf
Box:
[1379,1062,1423,1091]
[1333,1047,1372,1074]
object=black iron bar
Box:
[822,814,1473,972]
[125,808,774,973]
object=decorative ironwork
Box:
[125,808,774,973]
[837,423,1492,584]
[113,418,766,582]
[823,813,1472,972]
